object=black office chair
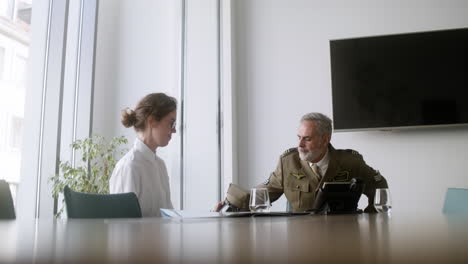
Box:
[64,185,142,218]
[0,180,16,219]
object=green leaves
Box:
[49,134,128,217]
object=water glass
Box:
[374,188,392,213]
[249,188,271,212]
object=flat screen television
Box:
[330,27,468,131]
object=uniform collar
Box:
[134,137,157,161]
[322,144,340,181]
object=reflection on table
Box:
[1,212,468,263]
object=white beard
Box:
[298,148,322,162]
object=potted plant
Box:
[49,134,128,217]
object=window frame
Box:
[16,0,98,219]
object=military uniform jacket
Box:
[254,144,388,212]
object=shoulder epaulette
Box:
[281,147,298,157]
[344,149,362,157]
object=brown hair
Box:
[121,93,177,131]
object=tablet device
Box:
[313,179,365,214]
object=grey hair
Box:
[300,112,333,136]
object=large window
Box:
[0,0,31,205]
[11,0,99,219]
[6,0,233,218]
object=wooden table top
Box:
[1,212,468,263]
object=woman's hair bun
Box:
[121,107,137,128]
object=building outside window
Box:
[0,0,32,205]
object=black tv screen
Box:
[330,28,468,131]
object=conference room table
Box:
[1,211,468,263]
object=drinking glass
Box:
[249,188,271,212]
[374,188,392,213]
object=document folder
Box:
[160,209,310,219]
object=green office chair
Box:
[0,180,16,219]
[442,188,468,214]
[64,185,142,218]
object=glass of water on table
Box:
[249,188,271,213]
[374,188,392,213]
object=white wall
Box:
[233,0,468,213]
[93,0,182,205]
[94,0,180,140]
[93,0,120,139]
[93,0,225,210]
[183,0,221,210]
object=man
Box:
[217,112,388,213]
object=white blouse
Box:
[110,138,173,217]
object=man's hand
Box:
[212,201,225,212]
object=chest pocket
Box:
[285,177,315,211]
[333,171,350,182]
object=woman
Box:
[110,93,177,217]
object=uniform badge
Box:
[334,171,349,182]
[290,173,305,180]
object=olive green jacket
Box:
[227,144,388,212]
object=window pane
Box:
[0,0,32,206]
[0,0,15,20]
[0,47,5,79]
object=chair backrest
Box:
[0,180,16,219]
[443,188,468,214]
[64,186,142,218]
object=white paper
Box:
[160,209,224,219]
